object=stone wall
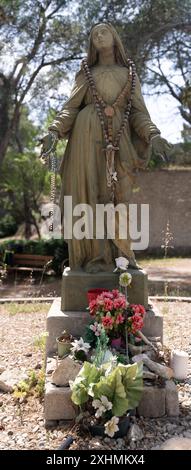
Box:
[131,169,191,253]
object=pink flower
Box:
[101,292,114,299]
[113,297,126,310]
[112,289,120,298]
[137,304,146,316]
[115,314,125,325]
[89,299,97,316]
[130,304,145,316]
[103,298,114,311]
[131,314,144,333]
[102,316,114,330]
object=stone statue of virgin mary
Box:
[41,22,172,273]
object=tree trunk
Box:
[0,128,12,166]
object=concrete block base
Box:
[44,380,77,422]
[46,298,163,356]
[137,380,179,418]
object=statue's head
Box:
[87,22,129,67]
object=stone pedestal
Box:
[45,266,165,424]
[61,268,148,311]
[46,298,163,357]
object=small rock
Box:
[32,425,39,433]
[51,356,82,386]
[38,441,46,448]
[7,430,14,436]
[89,439,103,449]
[104,437,112,444]
[34,363,42,370]
[24,353,32,358]
[183,431,191,438]
[127,423,144,442]
[160,437,191,450]
[0,369,28,393]
[116,438,124,447]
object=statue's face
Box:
[92,25,114,51]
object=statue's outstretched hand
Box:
[38,131,58,159]
[151,135,173,163]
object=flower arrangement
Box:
[88,290,145,343]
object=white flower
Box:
[114,257,129,272]
[100,395,112,411]
[92,399,105,418]
[104,416,119,437]
[92,399,101,409]
[95,406,105,418]
[89,322,103,336]
[92,395,112,418]
[71,338,90,355]
[119,272,132,287]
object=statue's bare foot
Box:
[85,263,102,274]
[85,258,115,274]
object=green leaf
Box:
[70,362,103,406]
[119,362,143,410]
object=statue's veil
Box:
[87,22,130,67]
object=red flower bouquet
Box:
[88,290,145,343]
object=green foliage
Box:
[0,109,51,238]
[70,362,103,405]
[70,360,143,415]
[92,329,109,367]
[13,368,45,400]
[6,302,50,316]
[33,332,48,353]
[0,214,18,238]
[83,322,98,348]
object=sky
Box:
[144,92,183,143]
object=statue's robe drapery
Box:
[49,65,160,272]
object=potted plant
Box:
[69,359,143,438]
[56,330,73,358]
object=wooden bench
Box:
[0,253,53,273]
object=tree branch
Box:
[180,108,191,125]
[42,54,83,67]
[146,63,180,102]
[47,1,66,19]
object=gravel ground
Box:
[0,300,191,450]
